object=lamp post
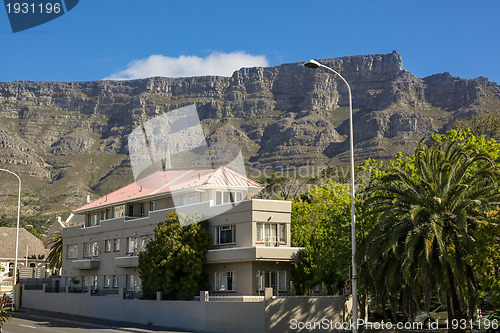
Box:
[304,59,358,332]
[0,168,21,312]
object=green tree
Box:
[359,137,500,331]
[472,209,500,308]
[454,112,500,141]
[47,230,63,270]
[138,212,211,300]
[291,180,376,295]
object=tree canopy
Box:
[358,131,500,330]
[290,180,376,295]
[138,212,211,300]
[47,230,63,270]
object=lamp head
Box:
[304,59,321,69]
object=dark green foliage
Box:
[47,230,63,270]
[138,212,211,300]
[358,134,500,330]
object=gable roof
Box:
[73,166,262,213]
[0,227,49,260]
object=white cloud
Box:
[104,51,269,80]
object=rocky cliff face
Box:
[1,51,499,218]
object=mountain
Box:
[1,51,499,223]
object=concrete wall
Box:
[266,296,351,333]
[22,289,350,332]
[22,289,266,333]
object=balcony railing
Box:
[1,278,13,288]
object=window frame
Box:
[256,223,287,245]
[67,244,78,259]
[215,271,236,291]
[126,236,137,254]
[104,275,111,288]
[104,239,111,253]
[215,225,236,245]
[113,238,120,252]
[215,190,243,205]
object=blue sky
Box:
[1,0,499,83]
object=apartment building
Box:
[61,166,301,296]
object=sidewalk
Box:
[11,307,196,333]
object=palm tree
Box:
[47,230,63,271]
[0,298,11,333]
[359,139,499,332]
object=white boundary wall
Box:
[22,290,266,333]
[22,290,350,332]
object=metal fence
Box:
[91,289,119,296]
[44,286,66,293]
[193,295,265,302]
[123,290,143,299]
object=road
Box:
[3,309,193,333]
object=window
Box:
[83,275,98,291]
[126,274,142,291]
[215,225,236,245]
[139,236,149,252]
[8,263,13,277]
[256,223,286,246]
[83,242,90,258]
[215,191,243,205]
[113,238,120,252]
[104,240,111,253]
[100,211,106,221]
[104,275,111,288]
[150,201,156,211]
[106,207,115,219]
[256,271,287,292]
[127,204,134,217]
[112,275,119,288]
[86,213,99,227]
[139,203,145,216]
[182,193,199,205]
[83,241,99,257]
[67,244,78,258]
[127,237,137,254]
[215,272,236,291]
[91,241,99,257]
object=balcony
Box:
[72,259,100,270]
[206,246,302,264]
[115,255,139,268]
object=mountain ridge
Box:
[1,52,499,222]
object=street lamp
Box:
[304,59,358,332]
[0,168,21,312]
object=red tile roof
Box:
[73,166,262,213]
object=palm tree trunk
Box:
[447,285,469,333]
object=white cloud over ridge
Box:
[105,51,269,80]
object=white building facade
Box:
[61,166,301,297]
